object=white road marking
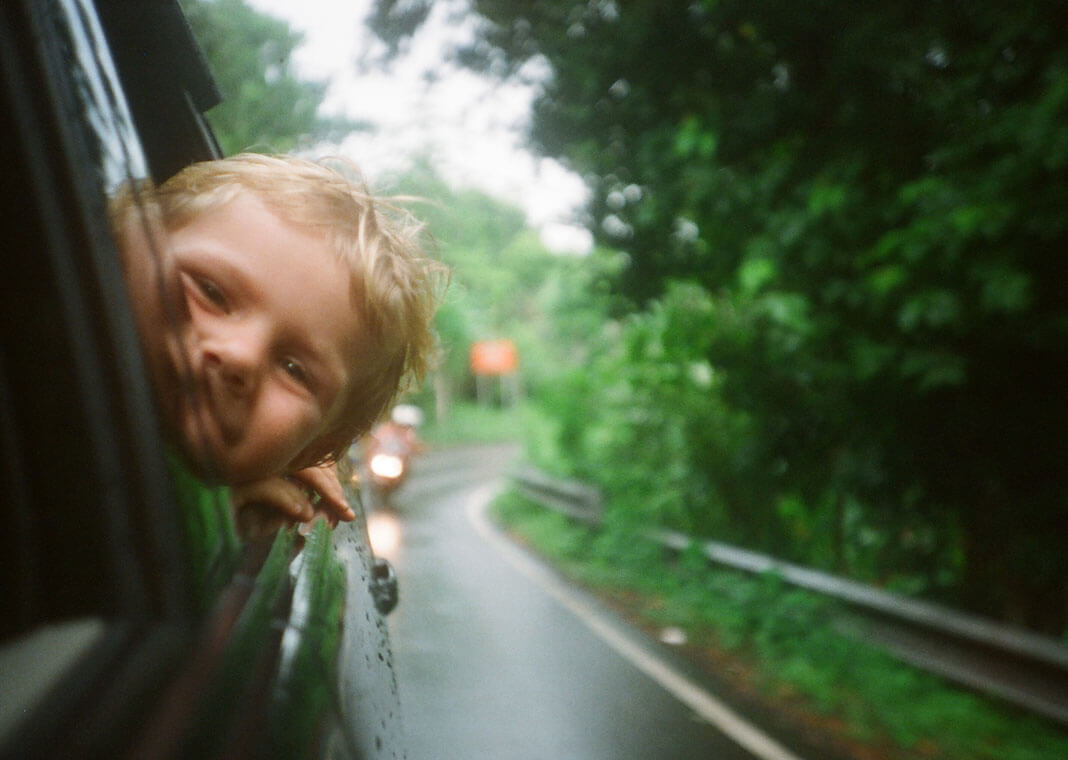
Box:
[466,483,806,760]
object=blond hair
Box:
[118,153,444,463]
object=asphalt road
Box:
[379,443,801,760]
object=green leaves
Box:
[673,116,718,159]
[737,256,777,296]
[368,0,1068,634]
[897,290,963,333]
[975,264,1032,314]
[183,0,356,155]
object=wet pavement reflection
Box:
[385,445,760,760]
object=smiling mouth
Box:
[158,338,227,479]
[170,373,221,473]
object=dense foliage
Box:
[182,0,356,155]
[380,160,621,410]
[373,0,1068,633]
[493,492,1068,760]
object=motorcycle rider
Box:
[360,404,424,506]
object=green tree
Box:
[373,0,1068,632]
[182,0,357,155]
[382,161,561,405]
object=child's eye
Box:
[195,277,227,308]
[281,358,308,384]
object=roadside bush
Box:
[531,277,967,596]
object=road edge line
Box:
[465,483,805,760]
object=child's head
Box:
[114,153,441,484]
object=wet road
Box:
[380,444,799,760]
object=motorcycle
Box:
[366,436,411,505]
[359,405,424,510]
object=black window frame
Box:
[0,0,226,754]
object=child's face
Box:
[122,192,358,483]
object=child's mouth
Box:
[198,364,251,445]
[159,341,230,480]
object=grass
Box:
[418,400,530,446]
[490,489,1068,760]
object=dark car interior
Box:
[1,0,217,640]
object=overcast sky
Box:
[246,0,592,252]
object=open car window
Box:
[1,0,227,748]
[2,4,405,758]
[0,0,209,641]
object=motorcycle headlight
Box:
[370,453,404,479]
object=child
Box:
[112,153,442,532]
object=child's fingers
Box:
[231,478,315,522]
[290,464,356,523]
[291,463,343,502]
[321,495,356,522]
[327,501,356,523]
[236,502,291,541]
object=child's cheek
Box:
[258,394,323,469]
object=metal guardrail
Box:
[510,467,1068,727]
[511,466,603,524]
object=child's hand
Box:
[289,462,357,525]
[230,463,355,540]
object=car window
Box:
[3,5,404,758]
[1,0,183,640]
[0,0,222,743]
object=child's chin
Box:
[171,409,241,483]
[174,443,228,485]
[170,433,240,484]
[170,419,295,484]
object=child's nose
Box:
[201,331,265,394]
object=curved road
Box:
[378,444,801,760]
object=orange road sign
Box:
[470,340,518,376]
